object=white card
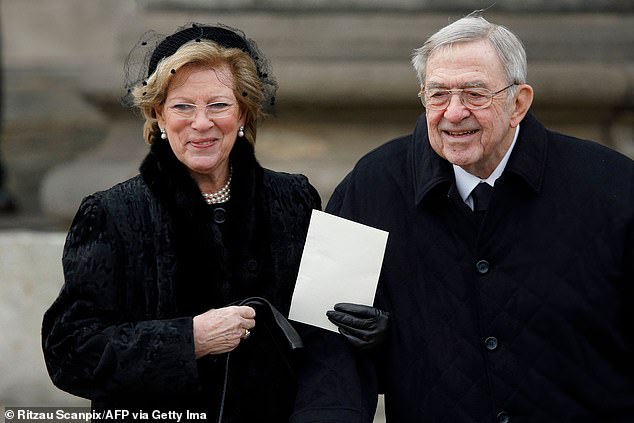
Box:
[289,210,389,332]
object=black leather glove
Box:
[326,303,389,350]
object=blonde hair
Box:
[130,39,265,145]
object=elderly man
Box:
[294,11,634,423]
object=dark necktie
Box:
[471,182,493,213]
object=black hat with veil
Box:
[122,23,278,114]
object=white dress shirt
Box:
[453,125,520,210]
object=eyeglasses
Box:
[418,83,517,111]
[167,102,237,119]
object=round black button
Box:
[247,259,258,272]
[485,336,498,351]
[213,207,226,224]
[497,411,510,423]
[476,260,490,274]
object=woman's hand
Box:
[193,305,256,358]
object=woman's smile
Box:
[189,137,218,148]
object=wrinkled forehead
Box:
[425,40,505,85]
[166,63,236,96]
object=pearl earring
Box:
[238,126,245,138]
[160,128,167,140]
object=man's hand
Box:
[326,303,389,350]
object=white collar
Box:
[453,124,520,206]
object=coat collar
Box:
[139,136,269,312]
[412,113,452,205]
[139,136,263,221]
[413,111,547,206]
[504,112,548,193]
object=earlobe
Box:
[510,84,534,127]
[154,106,166,128]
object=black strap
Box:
[216,297,303,422]
[216,354,230,423]
[236,296,303,349]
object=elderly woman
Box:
[42,24,387,422]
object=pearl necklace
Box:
[201,167,232,204]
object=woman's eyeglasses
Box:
[167,102,237,119]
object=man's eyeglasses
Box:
[167,102,237,119]
[418,83,517,111]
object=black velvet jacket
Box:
[42,138,321,422]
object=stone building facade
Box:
[0,0,632,415]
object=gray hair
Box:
[412,12,527,90]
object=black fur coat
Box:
[42,138,321,422]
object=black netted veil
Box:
[122,23,278,113]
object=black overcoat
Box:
[42,138,322,422]
[325,113,634,422]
